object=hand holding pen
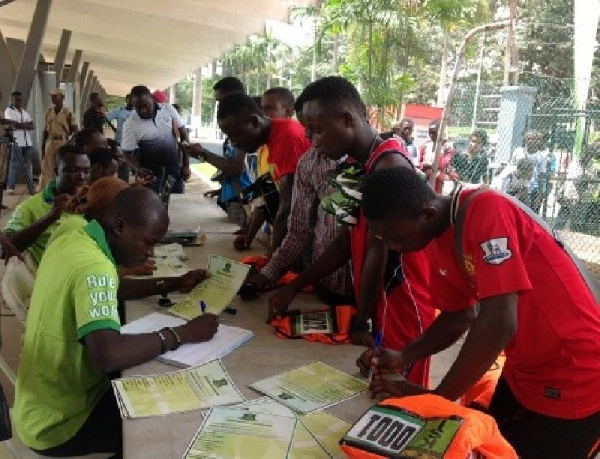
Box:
[357,345,405,378]
[366,346,423,399]
[367,331,383,382]
[182,310,219,343]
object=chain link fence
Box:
[441,77,600,279]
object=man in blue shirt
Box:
[106,94,134,145]
[187,77,252,228]
[106,95,134,182]
[511,131,556,212]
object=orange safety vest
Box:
[240,255,313,292]
[269,306,356,344]
[340,394,517,458]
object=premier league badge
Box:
[481,237,513,265]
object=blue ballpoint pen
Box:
[368,331,383,382]
[200,301,207,314]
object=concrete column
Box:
[6,38,24,70]
[0,29,16,109]
[167,86,175,104]
[13,0,54,106]
[30,71,43,175]
[72,81,81,122]
[68,49,82,84]
[79,61,90,89]
[62,82,75,115]
[91,76,99,96]
[53,29,72,87]
[38,70,56,109]
[496,86,538,163]
[80,70,94,121]
[192,68,202,129]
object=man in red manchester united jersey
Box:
[359,167,600,459]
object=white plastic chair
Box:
[0,253,32,389]
[1,254,36,325]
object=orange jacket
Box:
[341,394,516,458]
[269,306,355,344]
[240,255,313,292]
[461,353,506,411]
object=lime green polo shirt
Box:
[47,213,87,247]
[14,220,121,451]
[4,180,58,266]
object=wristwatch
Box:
[350,317,371,334]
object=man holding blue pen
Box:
[357,167,600,458]
[268,77,435,388]
[13,187,219,457]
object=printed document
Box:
[112,359,244,418]
[169,255,250,319]
[249,361,367,414]
[121,313,253,367]
[183,406,296,459]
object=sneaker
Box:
[6,189,16,195]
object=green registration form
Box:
[249,361,368,414]
[112,359,244,418]
[169,255,250,319]
[232,397,351,458]
[183,406,297,459]
[296,411,351,458]
[153,243,186,259]
[127,257,190,278]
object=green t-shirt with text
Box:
[4,180,58,266]
[13,220,121,451]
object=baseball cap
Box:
[152,90,167,103]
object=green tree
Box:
[519,0,574,82]
[104,94,125,111]
[288,0,494,127]
[297,0,417,125]
[200,74,220,125]
[175,76,194,113]
[194,0,516,129]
